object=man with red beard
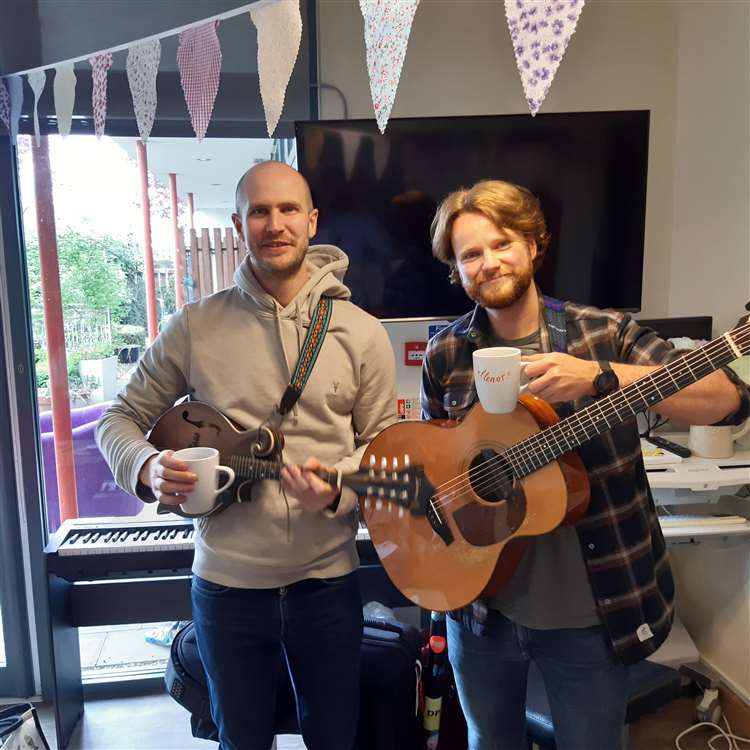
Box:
[421,179,748,750]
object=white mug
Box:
[472,346,528,414]
[688,422,750,459]
[173,447,236,515]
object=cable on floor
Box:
[674,715,750,750]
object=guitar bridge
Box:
[426,504,454,546]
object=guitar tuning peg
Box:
[389,489,396,498]
[404,454,410,467]
[375,498,383,511]
[392,457,398,481]
[363,497,370,509]
[369,454,376,478]
[399,507,405,518]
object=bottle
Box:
[423,634,447,750]
[430,610,446,640]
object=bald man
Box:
[97,161,397,750]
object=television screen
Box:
[295,111,649,319]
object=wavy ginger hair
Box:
[430,180,550,282]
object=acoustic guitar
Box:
[147,401,419,511]
[359,323,750,612]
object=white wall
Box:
[669,2,750,334]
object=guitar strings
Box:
[428,328,750,511]
[432,328,750,503]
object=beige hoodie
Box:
[96,245,397,588]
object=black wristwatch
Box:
[593,360,619,398]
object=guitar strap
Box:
[541,295,567,353]
[277,296,334,417]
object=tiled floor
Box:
[80,623,174,679]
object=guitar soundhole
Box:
[468,449,514,503]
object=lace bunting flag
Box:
[127,39,161,142]
[27,70,47,146]
[249,0,302,137]
[177,22,222,142]
[505,0,585,116]
[54,63,77,136]
[359,0,420,134]
[89,53,113,138]
[8,76,23,141]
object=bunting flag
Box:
[127,39,161,142]
[249,0,302,137]
[8,76,24,141]
[89,53,113,138]
[505,0,585,116]
[54,62,77,136]
[177,21,222,142]
[27,70,47,146]
[359,0,420,134]
[0,79,9,133]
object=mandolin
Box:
[359,323,750,612]
[147,401,421,512]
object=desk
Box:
[645,434,750,540]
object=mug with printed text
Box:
[472,346,529,414]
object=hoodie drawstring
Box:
[272,303,293,542]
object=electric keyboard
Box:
[46,519,375,582]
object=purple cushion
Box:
[40,404,141,532]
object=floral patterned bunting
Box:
[359,0,420,134]
[89,53,113,138]
[505,0,585,116]
[0,79,10,133]
[127,39,161,142]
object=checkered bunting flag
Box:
[89,53,113,138]
[177,21,222,143]
[127,39,161,143]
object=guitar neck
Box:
[507,323,750,479]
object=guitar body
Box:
[360,395,589,612]
[147,402,283,503]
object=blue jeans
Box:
[191,572,363,750]
[447,611,628,750]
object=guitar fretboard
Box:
[503,324,750,479]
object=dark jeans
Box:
[191,571,363,750]
[447,611,628,750]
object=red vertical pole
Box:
[32,136,79,523]
[136,140,158,343]
[187,192,195,231]
[168,172,184,308]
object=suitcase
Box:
[165,617,423,750]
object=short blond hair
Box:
[430,180,550,274]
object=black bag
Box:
[165,617,423,750]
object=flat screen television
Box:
[295,111,649,319]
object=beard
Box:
[249,239,308,279]
[462,262,534,309]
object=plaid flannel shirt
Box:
[421,294,750,664]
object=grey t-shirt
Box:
[486,330,601,630]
